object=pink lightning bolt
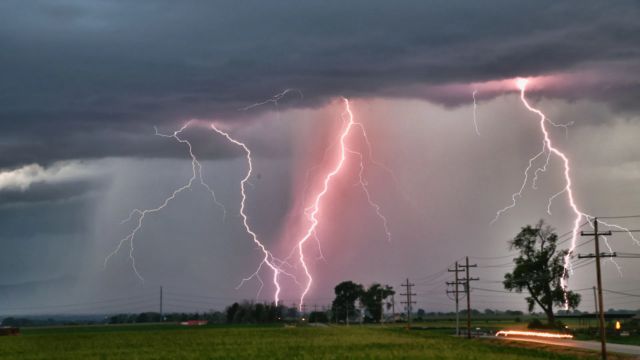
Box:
[295,98,391,309]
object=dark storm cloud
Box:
[0,0,639,167]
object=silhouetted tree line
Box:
[331,281,395,323]
[409,309,526,322]
[224,301,286,323]
[223,301,330,323]
[108,311,225,324]
[1,317,57,327]
[1,316,104,327]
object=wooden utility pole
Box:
[379,288,384,324]
[400,278,416,329]
[159,286,163,322]
[459,257,478,338]
[447,261,464,336]
[593,286,598,315]
[392,294,396,321]
[579,217,614,360]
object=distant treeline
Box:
[108,311,224,324]
[3,306,637,328]
[108,301,316,325]
[416,309,525,319]
[1,317,102,327]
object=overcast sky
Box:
[1,0,639,315]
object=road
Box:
[493,336,640,357]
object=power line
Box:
[579,218,614,360]
[471,222,590,263]
[603,289,640,298]
[599,215,640,220]
[477,261,514,269]
[414,268,449,281]
[400,278,416,329]
[447,261,464,336]
[470,254,515,260]
[472,287,511,294]
[459,257,479,339]
[614,253,640,258]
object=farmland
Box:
[0,323,633,360]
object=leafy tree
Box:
[331,281,364,322]
[360,283,395,322]
[226,302,240,323]
[503,221,581,325]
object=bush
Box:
[308,311,329,323]
[528,318,544,329]
[528,318,567,331]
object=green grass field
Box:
[415,318,640,346]
[0,323,633,359]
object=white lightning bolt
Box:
[472,90,480,136]
[105,121,226,281]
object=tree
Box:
[360,283,395,323]
[226,302,240,323]
[503,221,581,325]
[331,281,364,322]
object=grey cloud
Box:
[0,1,639,167]
[1,1,640,314]
[0,161,112,207]
[0,178,105,206]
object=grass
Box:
[574,332,640,347]
[0,323,634,359]
[419,317,640,347]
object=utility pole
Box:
[400,278,416,329]
[459,257,478,338]
[592,286,598,315]
[379,288,384,324]
[392,294,396,322]
[447,261,464,336]
[579,217,614,360]
[592,286,598,328]
[159,286,163,322]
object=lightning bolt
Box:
[209,124,285,305]
[472,90,480,136]
[491,146,547,225]
[105,120,294,304]
[494,78,637,307]
[350,149,392,243]
[239,89,303,112]
[104,121,226,281]
[295,98,391,309]
[516,78,584,304]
